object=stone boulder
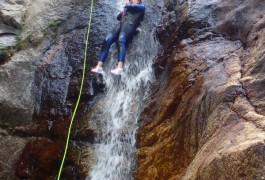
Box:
[0,49,36,127]
[0,0,27,47]
[0,0,26,27]
[0,23,16,47]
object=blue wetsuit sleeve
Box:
[125,4,145,13]
[117,12,122,21]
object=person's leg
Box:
[117,61,123,69]
[92,24,120,73]
[115,23,134,68]
[98,32,116,64]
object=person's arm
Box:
[117,11,123,21]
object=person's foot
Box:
[91,66,104,74]
[110,67,124,75]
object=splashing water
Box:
[88,1,162,179]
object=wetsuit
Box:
[99,3,145,63]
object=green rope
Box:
[57,0,94,179]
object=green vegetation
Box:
[15,35,22,50]
[0,18,63,64]
[14,21,26,50]
[48,20,62,28]
[0,46,8,59]
[0,32,23,63]
[17,22,25,31]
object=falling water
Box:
[88,1,163,179]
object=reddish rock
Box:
[15,139,64,179]
[136,0,265,179]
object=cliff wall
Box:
[136,0,265,179]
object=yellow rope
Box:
[57,0,94,179]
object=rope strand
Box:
[57,0,94,179]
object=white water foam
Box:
[87,1,161,179]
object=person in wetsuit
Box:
[91,0,145,75]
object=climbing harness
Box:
[57,0,94,179]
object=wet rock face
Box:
[136,0,265,179]
[0,0,102,178]
[15,138,62,179]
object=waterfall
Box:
[87,1,162,179]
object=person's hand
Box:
[124,3,129,8]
